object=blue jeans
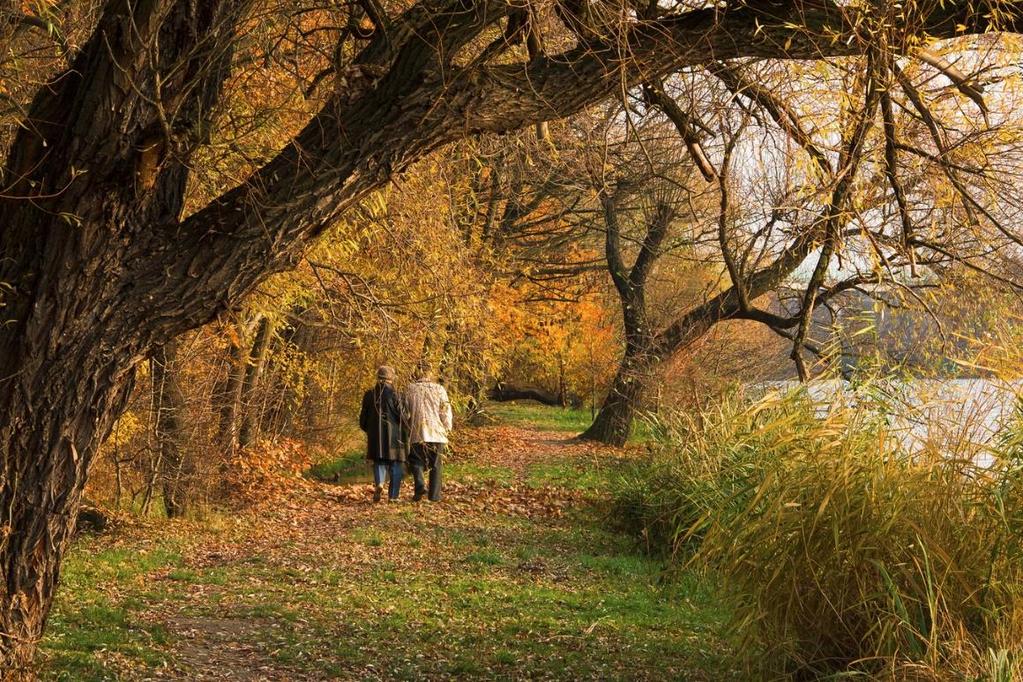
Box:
[373,460,404,499]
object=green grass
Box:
[40,404,734,680]
[485,402,595,433]
[351,527,384,546]
[524,457,619,491]
[114,515,737,680]
[42,506,735,680]
[462,548,504,565]
[485,401,656,442]
[305,449,367,484]
[41,543,184,680]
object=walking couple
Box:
[358,365,451,503]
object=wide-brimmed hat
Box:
[376,365,396,381]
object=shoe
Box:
[387,497,402,503]
[413,490,424,502]
[373,486,382,503]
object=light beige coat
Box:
[403,380,453,444]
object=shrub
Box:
[613,389,1023,679]
[224,437,314,504]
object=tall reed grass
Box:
[613,389,1023,679]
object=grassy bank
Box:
[613,391,1023,679]
[41,403,735,680]
[483,402,595,433]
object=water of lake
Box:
[753,379,1023,468]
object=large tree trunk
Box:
[0,353,138,674]
[0,0,237,667]
[238,317,272,449]
[488,383,566,407]
[216,328,249,459]
[580,195,668,445]
[579,354,650,446]
[152,341,191,518]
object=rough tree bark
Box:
[582,59,878,444]
[488,383,566,407]
[238,317,272,450]
[0,0,1015,669]
[0,0,238,668]
[151,340,191,518]
[579,357,651,445]
[216,320,252,459]
[580,195,672,446]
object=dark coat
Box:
[359,382,407,462]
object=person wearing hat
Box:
[358,365,407,502]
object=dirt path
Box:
[151,426,607,679]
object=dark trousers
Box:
[409,442,444,501]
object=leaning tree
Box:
[581,37,1023,444]
[1,0,1022,670]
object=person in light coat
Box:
[402,368,452,502]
